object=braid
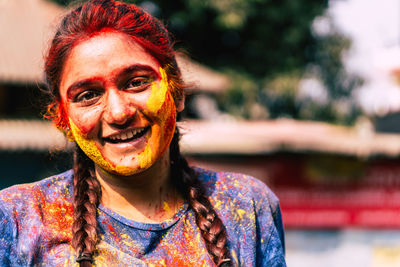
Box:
[170,128,231,266]
[72,146,102,266]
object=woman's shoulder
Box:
[0,170,74,214]
[194,167,285,265]
[194,167,279,206]
[0,170,75,263]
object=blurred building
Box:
[0,0,68,188]
[181,119,400,228]
[180,119,400,267]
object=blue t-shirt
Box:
[0,168,286,266]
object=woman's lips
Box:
[103,126,150,143]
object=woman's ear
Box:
[176,94,185,113]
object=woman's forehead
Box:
[60,31,161,92]
[69,31,161,70]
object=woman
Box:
[0,0,285,266]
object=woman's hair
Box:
[44,1,230,266]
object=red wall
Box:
[188,153,400,228]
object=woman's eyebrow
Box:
[117,64,159,79]
[67,78,103,97]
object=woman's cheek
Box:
[147,69,176,140]
[145,68,170,115]
[158,94,176,152]
[136,68,177,168]
[67,106,102,136]
[69,118,135,175]
[69,118,101,159]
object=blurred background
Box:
[1,0,400,266]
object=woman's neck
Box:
[94,150,183,223]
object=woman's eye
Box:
[74,90,101,105]
[126,77,152,90]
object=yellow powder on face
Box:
[136,67,176,171]
[69,67,177,176]
[69,119,134,175]
[146,67,169,113]
[138,140,153,170]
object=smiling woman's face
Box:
[59,31,181,176]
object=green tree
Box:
[48,0,327,77]
[49,0,362,124]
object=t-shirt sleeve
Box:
[253,182,286,267]
[0,204,17,266]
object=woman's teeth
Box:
[108,128,146,141]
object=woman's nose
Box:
[103,90,136,126]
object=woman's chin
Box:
[96,162,143,177]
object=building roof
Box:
[0,0,229,92]
[179,119,400,157]
[0,119,72,151]
[0,0,65,83]
[2,119,400,158]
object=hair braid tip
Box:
[217,259,232,267]
[76,252,93,263]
